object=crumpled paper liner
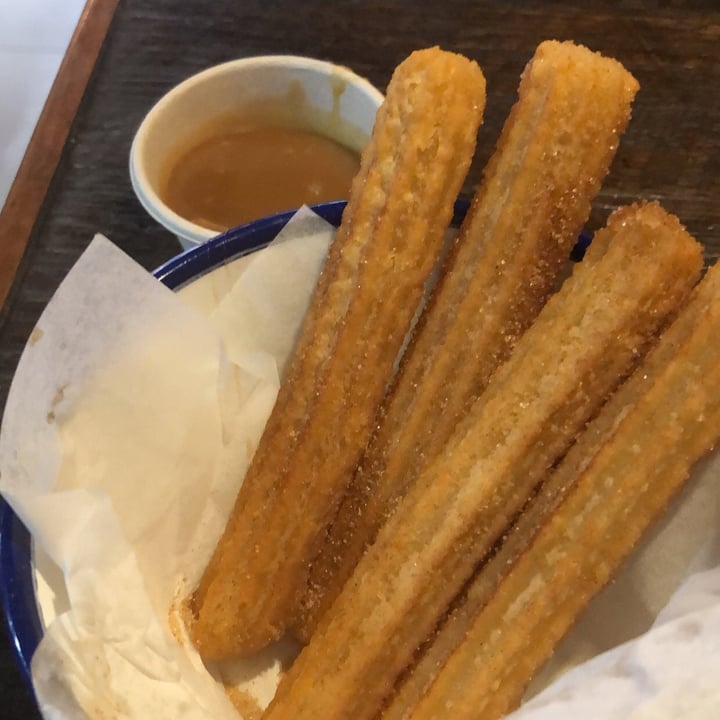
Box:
[1,206,719,719]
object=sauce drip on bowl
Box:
[160,122,360,232]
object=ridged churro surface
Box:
[188,47,487,659]
[295,39,640,642]
[384,212,712,720]
[261,202,702,720]
[404,260,720,720]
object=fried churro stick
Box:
[188,47,487,659]
[384,230,715,720]
[261,203,702,720]
[294,40,639,642]
[402,261,720,720]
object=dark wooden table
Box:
[1,1,719,716]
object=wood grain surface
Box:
[0,0,119,312]
[1,1,719,717]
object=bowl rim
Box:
[129,55,385,247]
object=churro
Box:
[399,259,720,720]
[188,47,487,659]
[261,203,702,720]
[294,40,640,642]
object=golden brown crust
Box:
[224,687,263,720]
[383,209,713,720]
[294,38,640,643]
[188,47,487,659]
[261,202,702,720]
[402,261,720,720]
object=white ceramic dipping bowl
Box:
[130,56,384,250]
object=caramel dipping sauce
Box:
[159,112,361,233]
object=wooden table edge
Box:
[0,0,120,314]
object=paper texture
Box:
[1,205,719,719]
[510,566,720,719]
[0,207,330,719]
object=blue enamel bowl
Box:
[0,197,589,695]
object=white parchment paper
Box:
[0,207,329,719]
[1,205,719,719]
